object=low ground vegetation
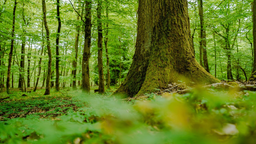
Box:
[1,84,256,144]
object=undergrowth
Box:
[1,88,256,144]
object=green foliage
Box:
[1,88,256,143]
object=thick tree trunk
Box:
[250,0,256,81]
[34,20,44,92]
[115,0,219,97]
[7,0,17,94]
[72,0,81,89]
[105,0,110,89]
[198,0,209,72]
[81,0,91,92]
[97,0,105,93]
[55,0,61,91]
[42,0,52,95]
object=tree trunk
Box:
[27,40,31,88]
[198,0,209,72]
[42,0,52,95]
[34,20,44,92]
[7,0,17,94]
[119,37,122,86]
[226,26,233,80]
[105,0,110,89]
[0,44,3,89]
[55,0,61,91]
[214,32,217,78]
[97,0,105,93]
[72,0,81,89]
[250,0,256,81]
[12,55,14,88]
[81,0,92,92]
[115,0,219,97]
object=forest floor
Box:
[1,83,256,144]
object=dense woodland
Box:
[1,0,256,143]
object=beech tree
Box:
[115,0,219,97]
[6,0,17,94]
[42,0,52,95]
[55,0,61,91]
[250,0,256,80]
[97,0,104,93]
[81,0,91,92]
[198,0,209,72]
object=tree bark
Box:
[42,0,52,95]
[250,0,256,81]
[0,44,3,88]
[72,0,81,89]
[55,0,61,91]
[213,32,217,78]
[97,0,105,93]
[198,0,209,72]
[27,39,31,88]
[81,0,92,92]
[226,25,233,80]
[7,0,17,94]
[115,0,219,97]
[105,0,110,89]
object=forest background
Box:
[0,0,254,94]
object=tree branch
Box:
[68,0,85,23]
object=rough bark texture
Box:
[72,0,81,89]
[55,0,61,91]
[250,0,256,81]
[42,0,52,95]
[115,0,219,97]
[198,0,209,72]
[105,0,110,89]
[7,0,17,94]
[97,0,105,93]
[81,0,91,92]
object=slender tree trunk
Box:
[7,0,17,94]
[81,0,92,92]
[27,40,31,88]
[34,20,44,92]
[236,40,240,80]
[214,32,217,78]
[97,0,104,93]
[42,0,52,95]
[51,70,54,88]
[114,0,219,97]
[0,44,3,89]
[12,55,14,88]
[226,26,233,80]
[72,0,81,89]
[250,0,256,81]
[119,37,122,86]
[105,0,110,89]
[55,0,61,91]
[42,68,46,87]
[198,0,209,72]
